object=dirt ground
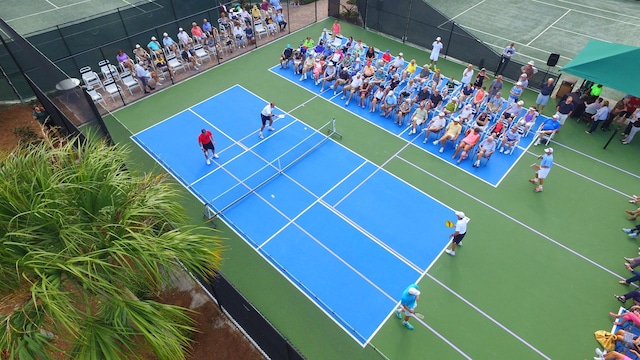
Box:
[0,104,41,152]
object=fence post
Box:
[444,21,454,58]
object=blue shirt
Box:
[400,284,419,308]
[202,22,212,32]
[541,118,560,131]
[385,94,397,106]
[540,154,553,169]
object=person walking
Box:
[198,129,218,165]
[259,102,276,139]
[530,147,554,193]
[495,43,516,76]
[444,211,470,256]
[395,284,420,330]
[429,37,443,66]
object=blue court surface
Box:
[270,63,549,187]
[131,85,457,345]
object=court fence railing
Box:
[0,0,321,105]
[353,0,560,90]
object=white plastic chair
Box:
[166,53,188,73]
[103,79,121,102]
[254,20,268,39]
[119,72,142,95]
[86,87,106,107]
[98,60,121,82]
[80,67,103,91]
[193,44,211,63]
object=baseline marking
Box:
[526,10,570,46]
[7,0,91,22]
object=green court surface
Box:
[426,0,640,69]
[103,19,640,359]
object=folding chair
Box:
[103,79,122,102]
[166,53,188,74]
[193,44,211,63]
[80,67,103,91]
[254,20,268,39]
[119,72,142,95]
[86,87,106,107]
[98,60,121,82]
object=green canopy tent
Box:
[561,39,640,98]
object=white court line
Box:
[7,0,91,22]
[532,0,640,27]
[551,27,610,43]
[45,0,59,9]
[446,0,486,23]
[396,155,627,280]
[526,10,570,46]
[426,274,551,359]
[545,139,640,181]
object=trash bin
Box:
[555,79,575,99]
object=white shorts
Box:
[537,167,550,179]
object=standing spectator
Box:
[198,129,219,165]
[495,43,516,75]
[473,68,490,89]
[602,97,630,131]
[134,63,157,93]
[535,78,555,113]
[586,100,610,134]
[530,147,554,193]
[269,0,282,11]
[508,82,524,104]
[430,37,443,66]
[461,64,474,87]
[555,96,574,125]
[444,211,470,256]
[489,75,504,99]
[332,20,341,36]
[473,134,496,168]
[259,102,276,139]
[521,61,538,81]
[622,109,640,145]
[395,284,420,330]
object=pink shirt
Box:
[332,23,341,35]
[462,131,481,145]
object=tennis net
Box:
[205,119,340,219]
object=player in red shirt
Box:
[198,129,218,165]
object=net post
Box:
[328,118,343,139]
[203,204,217,228]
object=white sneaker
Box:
[474,160,480,167]
[445,249,455,256]
[432,140,439,145]
[156,82,163,86]
[533,140,540,146]
[268,127,275,131]
[212,153,219,159]
[499,147,504,153]
[341,95,346,100]
[439,147,444,153]
[345,101,349,106]
[631,233,639,239]
[206,159,211,165]
[259,132,264,139]
[595,348,605,357]
[505,149,511,155]
[299,76,304,81]
[623,228,633,234]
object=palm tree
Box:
[0,134,223,359]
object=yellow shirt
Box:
[445,122,462,137]
[406,63,417,74]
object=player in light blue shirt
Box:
[531,147,554,192]
[396,284,420,330]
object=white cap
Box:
[436,36,441,41]
[528,60,535,65]
[453,117,460,122]
[438,112,445,117]
[520,73,527,78]
[516,81,522,86]
[517,100,524,106]
[452,96,458,101]
[408,288,420,296]
[455,211,465,218]
[179,27,184,31]
[398,52,403,56]
[151,36,157,41]
[163,32,168,36]
[552,114,559,119]
[135,44,141,48]
[544,147,553,153]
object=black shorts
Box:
[452,233,466,244]
[202,142,215,151]
[261,114,271,125]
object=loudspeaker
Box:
[547,53,560,67]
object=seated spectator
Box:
[312,56,326,84]
[533,114,561,146]
[357,79,372,108]
[274,9,287,31]
[219,12,232,35]
[473,134,496,168]
[370,67,386,87]
[202,19,213,38]
[341,52,354,69]
[618,262,640,285]
[370,86,389,113]
[177,27,191,48]
[487,92,505,115]
[610,306,640,326]
[191,22,206,42]
[313,41,325,56]
[342,73,363,106]
[625,208,640,221]
[458,104,474,125]
[232,23,246,47]
[389,52,405,72]
[180,44,200,71]
[134,63,158,93]
[320,62,337,92]
[280,44,294,69]
[386,73,401,91]
[381,49,392,63]
[380,90,398,117]
[411,85,430,106]
[442,96,459,116]
[433,117,463,153]
[473,110,490,131]
[270,0,283,11]
[595,349,640,360]
[322,44,334,59]
[302,36,314,50]
[292,49,304,74]
[365,46,376,61]
[353,39,365,58]
[452,127,482,163]
[415,63,431,83]
[401,59,417,81]
[398,78,418,103]
[134,44,150,65]
[265,14,277,35]
[329,47,344,66]
[459,82,474,104]
[362,60,376,78]
[615,291,640,304]
[239,8,251,26]
[244,26,255,45]
[395,99,412,126]
[508,81,524,104]
[431,69,442,92]
[406,101,428,134]
[116,49,135,72]
[518,106,539,133]
[505,100,524,118]
[333,66,351,95]
[422,112,446,143]
[147,36,162,56]
[425,88,443,112]
[153,55,172,75]
[162,33,179,55]
[498,126,520,154]
[472,86,487,112]
[299,54,314,81]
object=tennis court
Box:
[102,18,640,360]
[132,85,461,345]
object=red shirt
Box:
[191,26,203,38]
[382,52,391,62]
[198,130,212,145]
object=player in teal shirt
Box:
[396,284,420,330]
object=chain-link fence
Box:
[355,0,559,90]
